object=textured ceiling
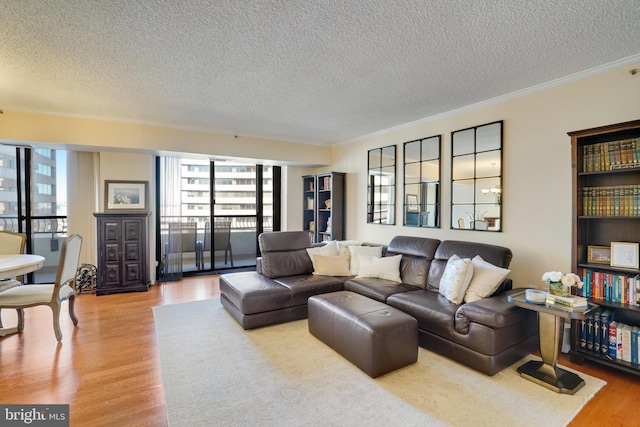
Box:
[1,1,640,146]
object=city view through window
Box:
[0,149,278,282]
[0,146,67,283]
[159,158,276,277]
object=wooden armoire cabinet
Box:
[94,212,150,295]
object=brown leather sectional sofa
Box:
[220,231,538,375]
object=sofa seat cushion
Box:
[388,289,538,356]
[344,277,421,303]
[275,274,345,306]
[220,271,293,315]
[386,289,457,337]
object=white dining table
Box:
[0,254,45,279]
[0,254,45,337]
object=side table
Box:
[508,290,599,395]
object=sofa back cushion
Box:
[427,240,513,292]
[385,236,440,288]
[259,231,313,278]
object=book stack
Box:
[545,294,588,311]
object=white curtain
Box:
[159,157,183,281]
[66,151,99,266]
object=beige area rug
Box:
[153,299,606,427]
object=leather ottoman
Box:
[308,291,418,378]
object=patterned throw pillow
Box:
[438,255,474,304]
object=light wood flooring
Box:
[0,276,637,426]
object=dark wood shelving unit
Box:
[302,172,345,243]
[569,119,640,375]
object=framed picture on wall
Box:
[406,194,419,212]
[105,180,148,212]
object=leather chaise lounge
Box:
[220,231,344,329]
[220,231,538,375]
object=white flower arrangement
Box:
[541,271,584,289]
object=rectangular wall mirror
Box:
[451,121,502,231]
[403,135,441,227]
[367,145,396,224]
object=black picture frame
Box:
[104,180,148,212]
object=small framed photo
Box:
[406,194,419,212]
[610,242,640,269]
[587,245,611,264]
[105,180,148,212]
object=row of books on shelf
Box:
[579,268,640,305]
[581,137,640,172]
[579,309,640,365]
[580,185,640,217]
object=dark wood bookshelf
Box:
[302,172,345,243]
[569,119,640,373]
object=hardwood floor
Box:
[0,276,637,426]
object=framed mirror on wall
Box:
[367,145,396,225]
[403,135,441,227]
[451,121,502,231]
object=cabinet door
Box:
[122,219,144,287]
[103,220,123,287]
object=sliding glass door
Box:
[0,146,68,283]
[157,157,279,280]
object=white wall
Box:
[1,63,638,289]
[98,152,157,283]
[329,63,640,288]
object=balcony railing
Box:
[160,215,271,275]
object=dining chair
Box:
[0,234,82,341]
[213,221,234,267]
[0,230,27,327]
[197,221,234,269]
[165,222,199,270]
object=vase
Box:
[549,282,570,297]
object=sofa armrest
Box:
[455,289,533,332]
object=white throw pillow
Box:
[464,255,511,303]
[306,241,339,271]
[336,240,360,258]
[356,254,402,283]
[312,254,352,276]
[348,245,383,275]
[438,255,474,304]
